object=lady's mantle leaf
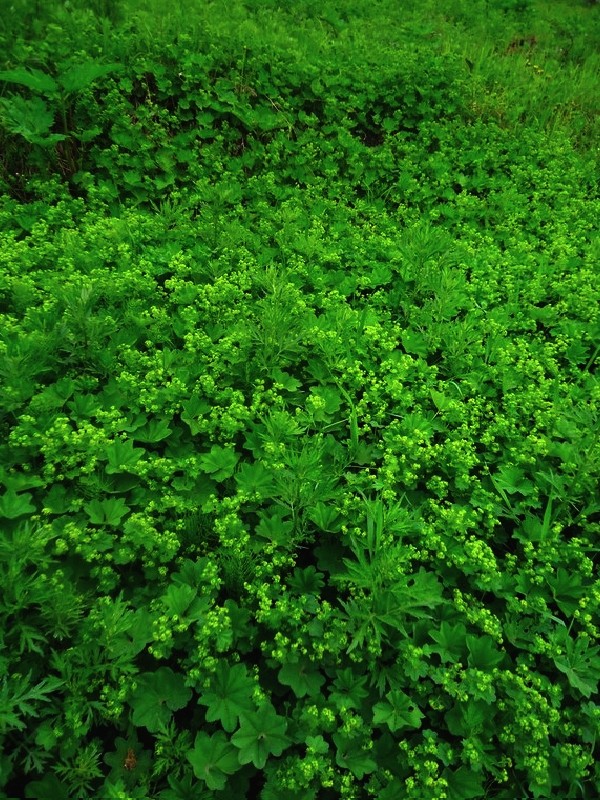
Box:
[305,735,329,754]
[308,500,343,532]
[329,667,369,710]
[442,765,484,800]
[22,774,69,800]
[198,445,240,481]
[332,733,377,779]
[551,633,600,698]
[187,731,240,791]
[428,621,467,664]
[84,497,130,526]
[231,703,290,768]
[546,568,586,616]
[445,700,493,737]
[104,736,152,783]
[180,396,211,435]
[402,328,428,357]
[104,439,144,474]
[133,417,172,443]
[198,662,256,732]
[466,634,505,670]
[161,584,198,617]
[492,464,535,497]
[0,489,36,519]
[130,668,192,732]
[372,690,423,732]
[287,565,325,596]
[256,510,294,545]
[234,461,276,497]
[278,657,325,698]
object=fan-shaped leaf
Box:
[187,731,240,790]
[130,668,191,733]
[199,663,256,732]
[231,703,290,768]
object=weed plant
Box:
[0,0,599,798]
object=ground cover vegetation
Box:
[0,0,599,797]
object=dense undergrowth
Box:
[1,0,599,798]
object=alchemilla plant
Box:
[0,0,599,798]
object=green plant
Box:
[0,61,121,179]
[1,1,599,798]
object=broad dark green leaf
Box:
[187,731,240,791]
[58,62,122,94]
[231,703,290,768]
[130,668,192,733]
[0,67,58,93]
[278,658,325,698]
[199,663,256,732]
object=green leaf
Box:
[104,736,152,782]
[546,568,586,616]
[466,634,505,670]
[0,488,36,519]
[0,467,44,492]
[269,368,302,392]
[287,566,324,596]
[307,386,342,421]
[305,735,329,754]
[187,731,240,791]
[181,396,211,434]
[445,700,491,737]
[366,263,393,287]
[402,328,428,357]
[24,774,69,800]
[552,635,600,699]
[428,621,468,664]
[162,584,197,617]
[171,473,215,502]
[0,673,64,735]
[42,484,70,514]
[443,765,485,800]
[580,701,600,745]
[278,658,325,698]
[372,689,423,732]
[34,720,58,750]
[333,733,377,779]
[0,67,58,94]
[130,668,192,733]
[122,608,154,657]
[58,62,121,94]
[133,417,172,443]
[160,773,204,800]
[308,501,343,532]
[231,703,290,768]
[399,568,445,607]
[172,557,210,588]
[0,95,64,145]
[104,439,144,474]
[234,461,276,497]
[255,510,294,545]
[430,389,453,412]
[491,464,535,497]
[329,668,369,711]
[198,445,240,481]
[199,662,256,733]
[84,497,130,527]
[378,779,408,800]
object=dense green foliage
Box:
[1,0,599,798]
